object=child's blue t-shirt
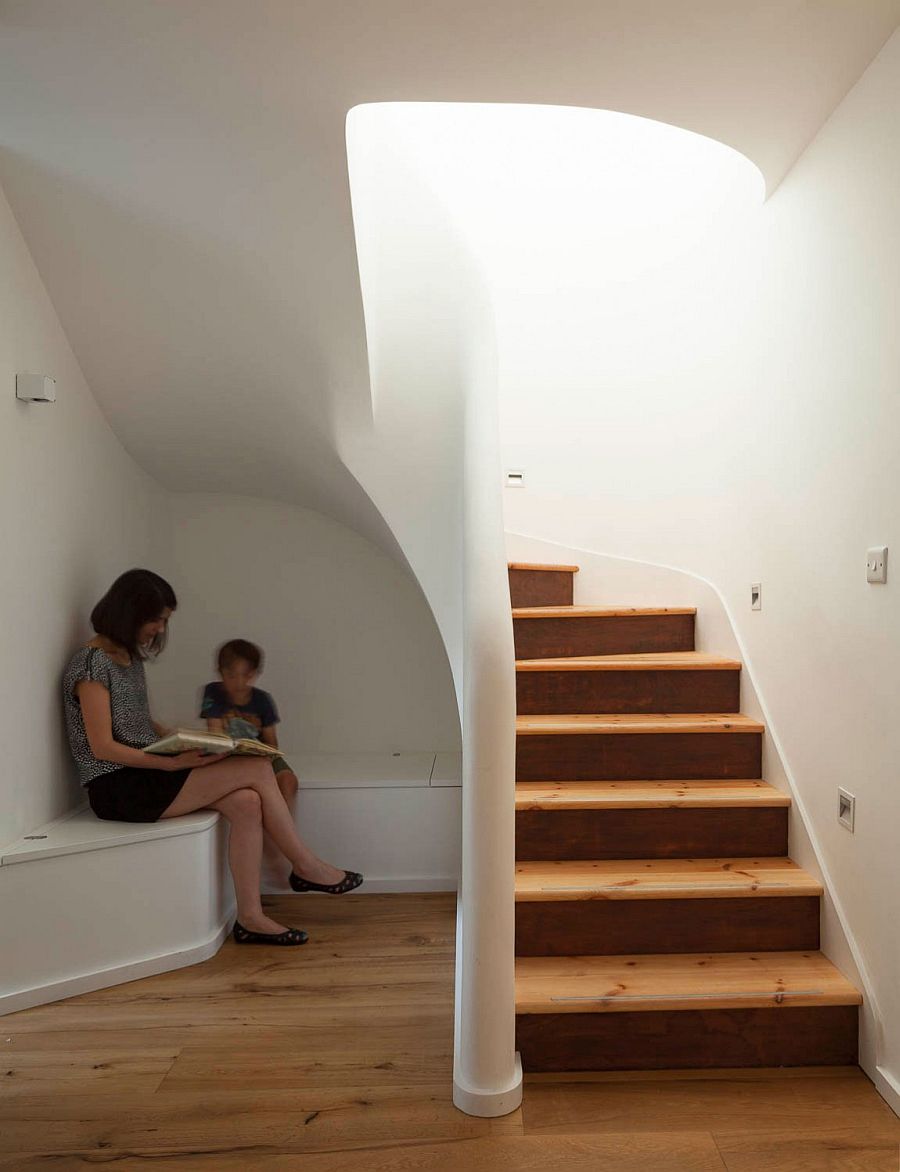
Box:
[200,682,279,742]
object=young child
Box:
[201,639,300,890]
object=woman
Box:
[63,569,362,946]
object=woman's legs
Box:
[260,769,301,892]
[161,757,344,886]
[209,789,291,935]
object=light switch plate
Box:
[866,546,887,584]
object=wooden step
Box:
[508,563,580,572]
[515,780,789,809]
[515,950,860,1013]
[508,563,578,608]
[517,804,787,862]
[516,780,789,861]
[516,652,740,670]
[513,607,696,659]
[516,714,763,782]
[515,857,819,956]
[517,714,764,735]
[515,952,860,1071]
[514,857,820,901]
[516,653,742,714]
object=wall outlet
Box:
[504,469,525,488]
[866,546,887,583]
[838,788,855,832]
[751,583,762,611]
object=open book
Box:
[146,729,281,758]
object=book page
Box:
[146,729,235,755]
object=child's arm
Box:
[260,725,279,749]
[205,717,227,734]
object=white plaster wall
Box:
[500,34,900,1101]
[148,492,460,755]
[0,177,167,849]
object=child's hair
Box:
[91,569,177,658]
[217,638,263,673]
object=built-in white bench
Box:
[0,805,232,1017]
[0,751,461,1016]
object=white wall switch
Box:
[16,372,56,402]
[751,583,762,611]
[866,546,887,583]
[504,469,525,487]
[838,788,855,832]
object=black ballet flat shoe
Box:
[289,869,363,895]
[232,921,308,946]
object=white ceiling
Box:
[2,1,899,544]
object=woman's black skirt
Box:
[86,766,193,822]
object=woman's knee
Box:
[244,757,278,789]
[219,787,262,821]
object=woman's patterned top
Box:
[63,646,158,785]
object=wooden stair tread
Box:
[516,652,740,671]
[515,857,820,901]
[517,713,764,735]
[515,780,790,810]
[508,562,579,573]
[515,951,862,1014]
[513,605,696,619]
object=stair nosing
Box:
[513,606,696,619]
[515,950,862,1014]
[516,652,740,672]
[516,713,764,736]
[515,857,821,901]
[508,562,579,573]
[515,780,790,810]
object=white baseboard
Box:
[261,876,458,895]
[0,916,232,1017]
[873,1065,900,1119]
[453,1053,523,1117]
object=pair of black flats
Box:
[232,868,364,946]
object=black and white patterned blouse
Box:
[63,646,158,785]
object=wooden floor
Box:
[2,893,898,1170]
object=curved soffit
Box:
[1,0,898,548]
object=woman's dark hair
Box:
[217,639,263,673]
[90,569,177,658]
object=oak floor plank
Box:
[519,1067,900,1136]
[0,1133,728,1171]
[1,893,895,1167]
[713,1126,900,1172]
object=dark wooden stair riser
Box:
[516,668,740,714]
[516,732,762,782]
[516,896,820,956]
[516,1006,858,1072]
[514,613,694,659]
[516,807,788,860]
[509,569,574,608]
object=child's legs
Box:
[276,768,299,802]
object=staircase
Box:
[509,561,861,1073]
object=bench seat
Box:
[0,805,232,1016]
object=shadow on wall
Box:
[0,147,387,541]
